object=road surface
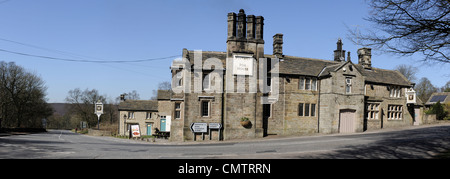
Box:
[1,124,450,159]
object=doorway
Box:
[146,123,153,135]
[339,109,356,133]
[160,118,166,132]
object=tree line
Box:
[0,61,52,129]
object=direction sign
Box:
[209,123,222,129]
[190,123,207,133]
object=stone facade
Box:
[161,9,415,141]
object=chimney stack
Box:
[227,12,237,41]
[237,9,246,39]
[273,33,283,57]
[358,47,372,69]
[334,38,346,62]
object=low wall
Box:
[88,129,111,136]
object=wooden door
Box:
[339,110,356,133]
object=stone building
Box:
[118,90,172,137]
[146,9,416,141]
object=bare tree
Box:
[0,61,52,128]
[349,0,450,63]
[415,77,438,102]
[394,64,418,82]
[65,88,106,127]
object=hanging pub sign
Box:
[406,88,416,104]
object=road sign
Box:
[209,123,222,129]
[190,123,207,133]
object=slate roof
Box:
[157,90,171,100]
[277,55,412,86]
[179,49,413,87]
[118,100,158,111]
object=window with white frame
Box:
[146,112,152,119]
[128,112,135,119]
[389,86,401,98]
[345,77,352,94]
[387,105,403,120]
[299,77,305,90]
[299,76,317,91]
[366,103,380,120]
[175,102,181,119]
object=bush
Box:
[428,101,449,120]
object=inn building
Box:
[119,9,418,141]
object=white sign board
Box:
[233,56,253,76]
[190,123,208,133]
[131,125,141,137]
[209,123,222,129]
[95,102,103,115]
[406,88,417,104]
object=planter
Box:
[240,120,252,128]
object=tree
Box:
[440,80,450,92]
[394,64,418,82]
[122,90,140,100]
[415,77,438,102]
[65,88,106,127]
[151,81,171,100]
[349,0,450,63]
[0,61,52,128]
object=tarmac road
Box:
[1,123,450,159]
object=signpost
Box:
[190,123,222,141]
[209,123,222,141]
[190,123,207,141]
[94,100,103,130]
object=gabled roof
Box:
[118,100,158,111]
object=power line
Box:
[0,48,180,63]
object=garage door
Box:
[339,110,356,133]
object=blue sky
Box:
[0,0,448,103]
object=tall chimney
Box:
[246,15,255,40]
[334,38,345,62]
[227,12,236,41]
[237,9,246,39]
[273,33,283,57]
[358,47,372,69]
[255,16,264,42]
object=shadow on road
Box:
[295,125,450,159]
